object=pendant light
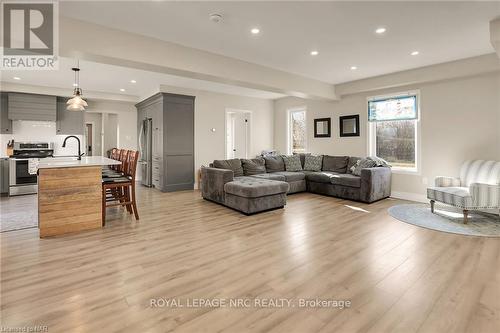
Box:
[66,60,88,111]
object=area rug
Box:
[0,195,38,233]
[388,204,500,237]
[0,211,38,232]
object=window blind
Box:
[368,95,417,122]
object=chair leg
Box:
[463,210,469,224]
[430,200,435,213]
[125,186,133,214]
[102,186,106,226]
[131,183,139,220]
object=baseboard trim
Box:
[391,191,428,203]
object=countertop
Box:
[38,156,121,169]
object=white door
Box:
[226,110,251,159]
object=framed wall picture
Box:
[339,115,360,137]
[314,118,331,138]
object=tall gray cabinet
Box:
[136,92,195,192]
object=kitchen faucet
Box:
[62,135,84,160]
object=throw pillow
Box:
[293,152,311,168]
[213,158,244,177]
[351,158,377,176]
[282,155,303,171]
[322,155,349,173]
[367,156,391,167]
[347,157,361,174]
[241,158,266,176]
[303,155,323,171]
[264,156,285,172]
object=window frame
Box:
[287,106,307,155]
[367,91,421,175]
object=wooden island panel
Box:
[38,166,102,237]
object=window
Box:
[288,108,306,154]
[368,92,420,172]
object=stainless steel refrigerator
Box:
[139,118,153,187]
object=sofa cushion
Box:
[322,155,349,173]
[305,171,340,184]
[427,186,473,209]
[282,155,303,171]
[249,173,286,181]
[304,155,323,171]
[213,158,244,177]
[330,173,361,188]
[347,157,362,174]
[264,156,285,173]
[241,158,266,176]
[224,178,289,198]
[273,171,306,182]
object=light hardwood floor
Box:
[1,187,499,333]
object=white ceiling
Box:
[60,1,500,84]
[0,57,286,100]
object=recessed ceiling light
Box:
[120,88,125,92]
[13,76,21,80]
[209,13,223,23]
[350,66,358,70]
[375,27,387,34]
[251,28,260,35]
[310,50,319,56]
[411,51,420,56]
[130,80,137,83]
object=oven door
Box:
[9,159,38,196]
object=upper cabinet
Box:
[56,97,84,135]
[8,92,56,121]
[0,93,12,134]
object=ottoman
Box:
[223,177,289,214]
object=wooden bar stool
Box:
[102,150,139,225]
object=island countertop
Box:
[38,156,121,169]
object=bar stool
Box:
[102,150,139,225]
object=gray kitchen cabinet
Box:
[56,97,84,135]
[0,158,9,195]
[0,93,13,134]
[8,92,56,121]
[136,92,194,192]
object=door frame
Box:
[224,108,252,159]
[85,121,96,156]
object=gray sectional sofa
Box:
[201,154,391,214]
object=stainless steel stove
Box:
[9,142,54,196]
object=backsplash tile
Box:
[0,120,83,157]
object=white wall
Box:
[274,72,500,201]
[84,112,102,156]
[85,99,137,152]
[159,85,274,186]
[102,113,118,154]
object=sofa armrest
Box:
[469,182,500,208]
[201,167,234,204]
[360,167,392,203]
[435,176,461,187]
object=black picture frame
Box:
[313,118,331,138]
[339,115,360,137]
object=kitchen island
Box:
[37,156,120,237]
